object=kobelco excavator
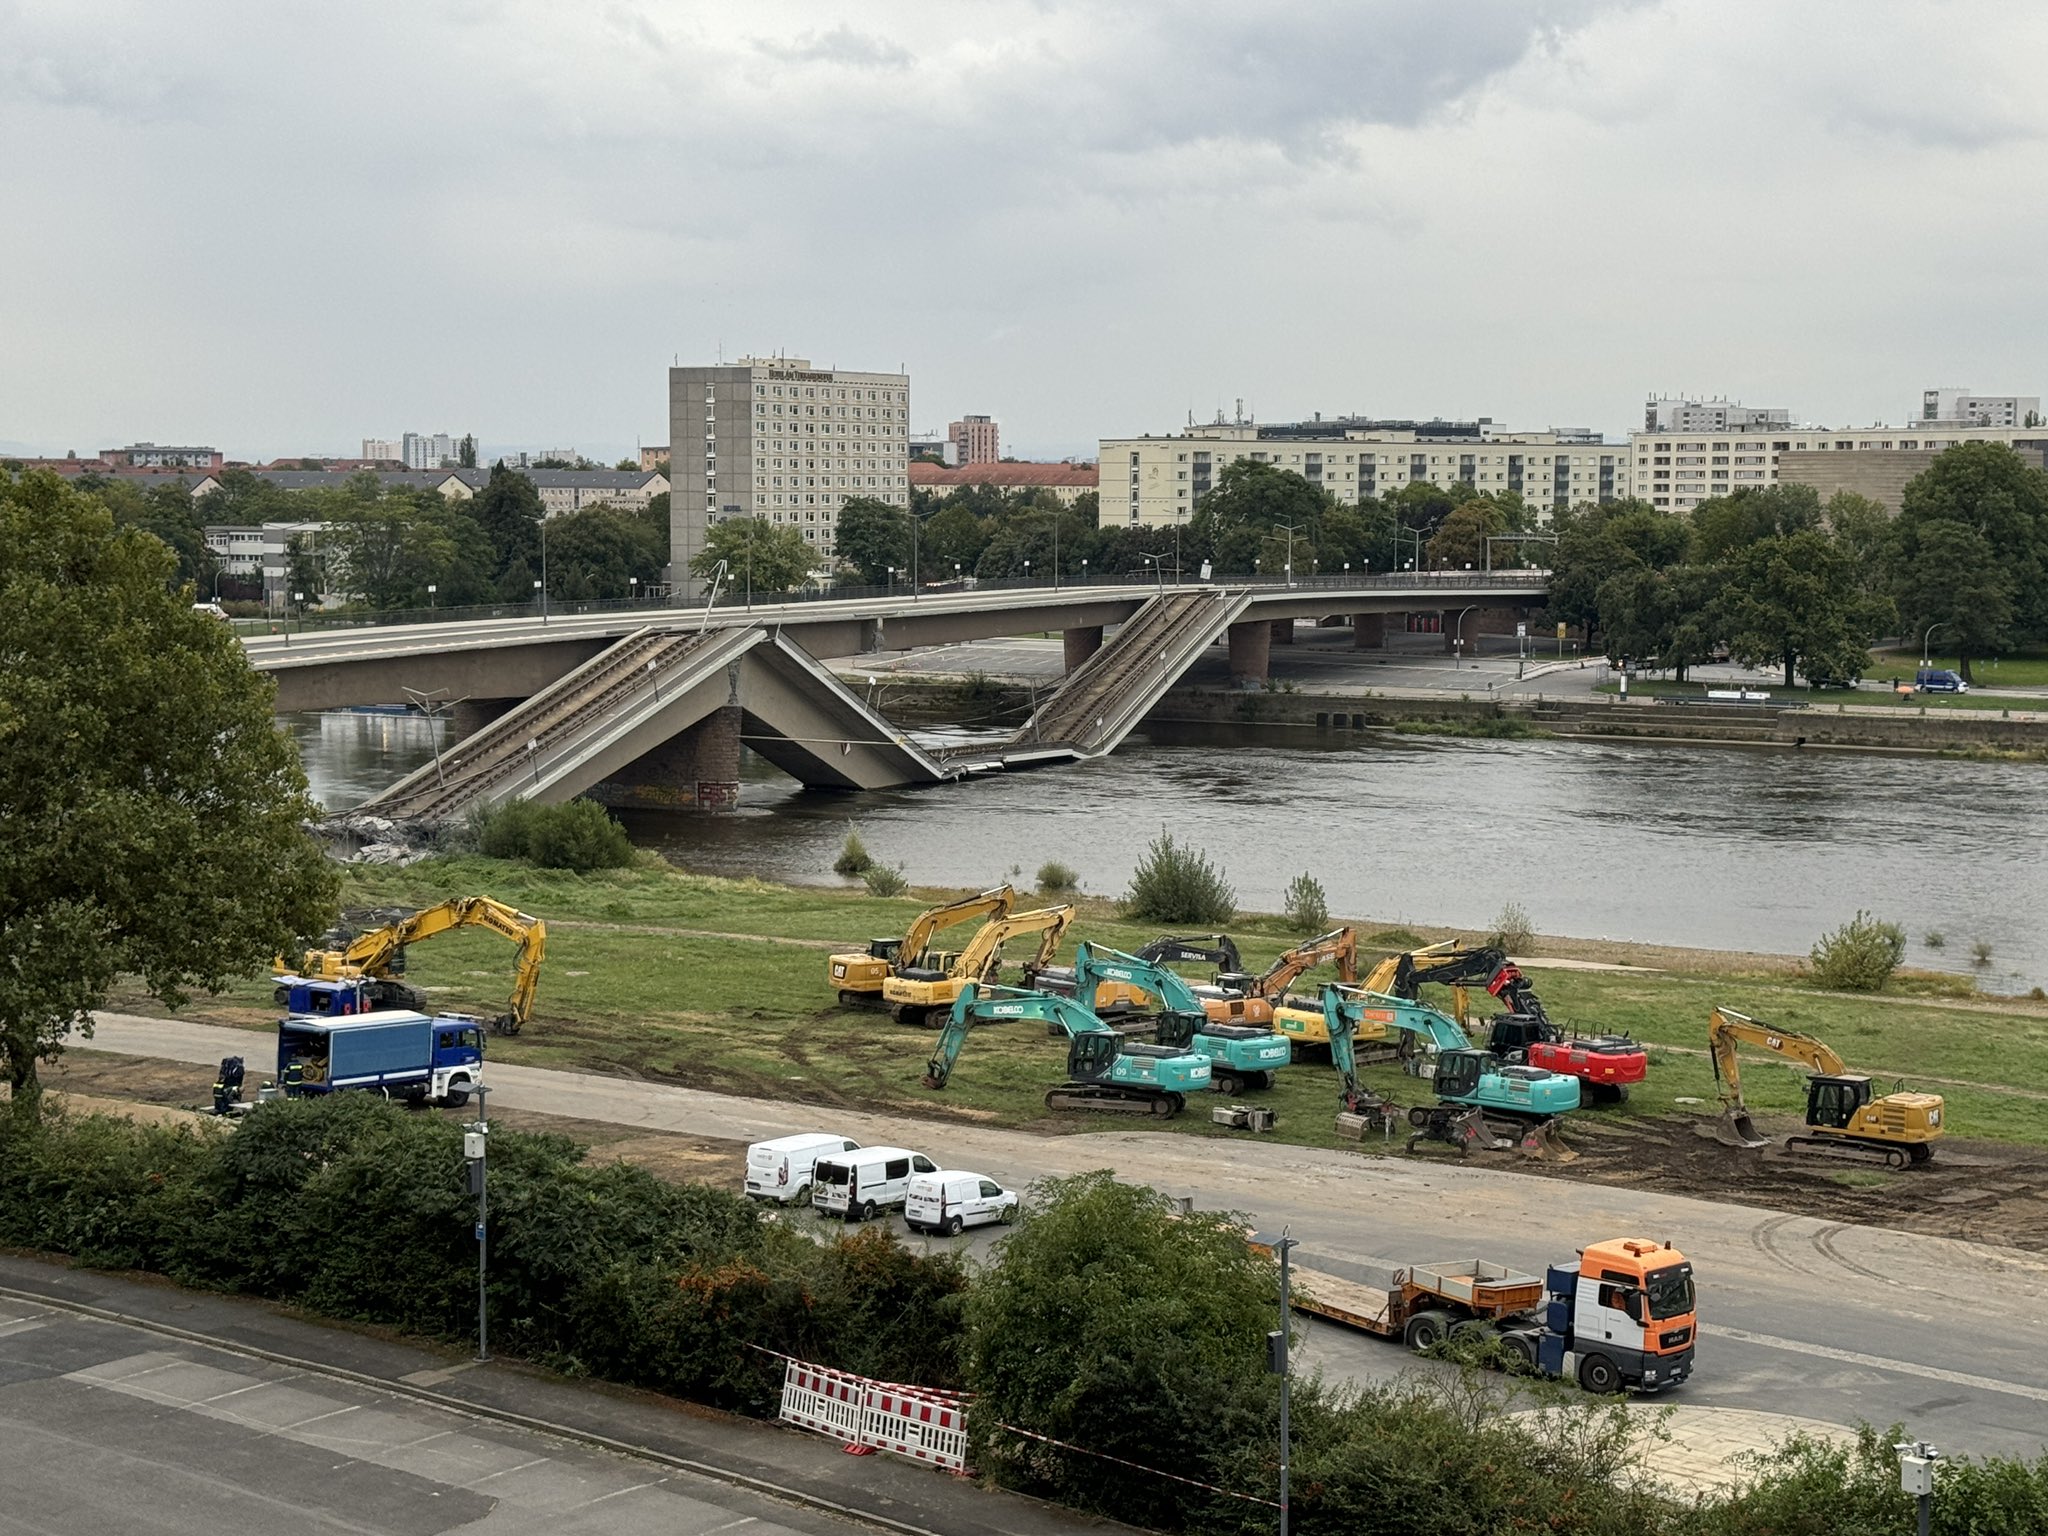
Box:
[1707,1006,1944,1166]
[1031,932,1244,1017]
[827,884,1016,1007]
[1068,943,1294,1093]
[921,982,1212,1117]
[882,904,1074,1027]
[275,896,546,1036]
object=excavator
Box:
[1032,933,1245,1018]
[882,904,1074,1027]
[274,896,546,1037]
[1197,927,1359,1028]
[1068,943,1295,1094]
[921,982,1212,1117]
[1272,936,1442,1061]
[1707,1006,1944,1166]
[1323,984,1580,1154]
[827,884,1015,1008]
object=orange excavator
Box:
[1195,927,1358,1028]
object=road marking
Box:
[0,1314,49,1339]
[1714,1325,2048,1403]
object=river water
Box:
[286,711,2046,988]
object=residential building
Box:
[522,469,670,517]
[502,448,581,469]
[638,444,670,473]
[666,354,911,582]
[1627,421,2048,512]
[100,442,223,470]
[948,414,1000,465]
[1777,443,2048,514]
[1100,417,1625,529]
[1920,387,2040,428]
[402,431,462,470]
[1642,397,1792,433]
[361,438,404,461]
[910,461,1097,506]
[52,465,223,499]
[204,521,327,604]
[908,430,955,465]
[250,469,482,499]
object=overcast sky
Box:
[4,1,2045,461]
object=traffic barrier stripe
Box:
[778,1359,970,1473]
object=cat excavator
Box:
[827,884,1016,1007]
[275,896,546,1036]
[882,904,1074,1027]
[921,982,1212,1116]
[1068,943,1294,1093]
[1708,1006,1944,1166]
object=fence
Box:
[778,1358,971,1473]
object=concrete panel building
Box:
[1627,422,2048,512]
[521,469,669,517]
[1642,397,1792,433]
[1100,418,1625,529]
[948,414,1000,465]
[100,442,223,470]
[667,355,910,588]
[1920,387,2040,428]
[1776,444,2048,514]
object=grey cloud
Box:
[754,24,912,72]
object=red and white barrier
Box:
[778,1359,970,1472]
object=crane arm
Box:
[1255,927,1358,997]
[1072,942,1207,1016]
[924,983,1102,1088]
[898,885,1015,968]
[1707,1006,1848,1112]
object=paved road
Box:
[0,1290,888,1536]
[85,1013,2048,1461]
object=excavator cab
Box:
[1432,1049,1499,1100]
[1807,1074,1873,1130]
[866,937,903,963]
[1069,1031,1121,1082]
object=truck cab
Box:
[1542,1237,1696,1393]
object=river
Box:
[286,711,2046,988]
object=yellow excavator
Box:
[1708,1006,1944,1166]
[827,884,1016,1008]
[1199,927,1360,1029]
[276,896,547,1036]
[882,904,1075,1027]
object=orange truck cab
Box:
[1543,1237,1697,1393]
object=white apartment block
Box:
[1101,422,1626,529]
[1643,397,1792,433]
[1921,387,2040,428]
[361,438,403,461]
[667,355,911,585]
[1626,421,2048,511]
[402,431,460,470]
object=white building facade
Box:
[1626,421,2048,512]
[667,355,910,584]
[1100,422,1627,529]
[1920,387,2040,428]
[1642,397,1792,433]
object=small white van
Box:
[745,1133,861,1206]
[904,1171,1019,1235]
[812,1146,938,1222]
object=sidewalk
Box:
[0,1252,1126,1536]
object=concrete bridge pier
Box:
[586,704,743,812]
[1352,613,1386,649]
[1270,619,1295,645]
[1063,625,1104,671]
[450,697,521,741]
[1227,620,1270,687]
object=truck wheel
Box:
[441,1088,470,1109]
[1408,1106,1432,1129]
[1498,1330,1540,1374]
[1577,1352,1623,1395]
[1402,1309,1454,1353]
[944,1215,964,1237]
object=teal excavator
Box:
[1068,942,1295,1094]
[1321,984,1580,1153]
[922,983,1213,1117]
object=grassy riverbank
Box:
[114,854,2048,1156]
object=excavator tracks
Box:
[1043,1085,1187,1117]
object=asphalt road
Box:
[0,1291,887,1536]
[85,1013,2048,1462]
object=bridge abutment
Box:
[587,703,743,811]
[1063,625,1104,671]
[1227,620,1270,686]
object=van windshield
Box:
[816,1163,850,1186]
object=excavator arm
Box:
[291,896,547,1037]
[1132,934,1245,975]
[898,885,1015,969]
[1254,927,1358,999]
[1393,946,1550,1025]
[923,983,1102,1089]
[1072,941,1210,1017]
[1707,1006,1848,1142]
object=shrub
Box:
[1809,911,1907,992]
[863,863,908,897]
[1036,860,1079,895]
[1971,938,1994,967]
[1282,872,1329,934]
[1489,900,1535,954]
[834,826,874,878]
[471,798,633,872]
[1122,830,1235,925]
[1923,930,1946,948]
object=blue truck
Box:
[278,1010,484,1107]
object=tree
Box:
[1691,483,1822,560]
[470,467,544,595]
[1718,528,1890,687]
[833,496,909,584]
[921,501,990,570]
[542,503,665,600]
[1425,500,1506,570]
[1189,461,1335,574]
[458,435,478,469]
[689,517,814,594]
[1890,518,2015,682]
[1543,500,1685,639]
[634,491,670,571]
[284,531,324,604]
[1890,442,2048,677]
[0,472,338,1115]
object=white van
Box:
[745,1133,861,1206]
[904,1171,1019,1235]
[812,1146,938,1222]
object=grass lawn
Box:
[1592,678,2031,712]
[124,855,2048,1156]
[1871,647,2048,688]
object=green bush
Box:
[1122,831,1235,925]
[471,798,633,872]
[1281,872,1328,935]
[1809,911,1907,992]
[863,863,909,897]
[1036,860,1079,895]
[1490,900,1535,953]
[834,826,874,878]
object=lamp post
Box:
[1452,604,1477,670]
[1276,522,1303,589]
[1023,559,1031,585]
[628,576,638,606]
[1269,1232,1297,1536]
[540,514,550,622]
[426,583,437,610]
[1140,552,1165,592]
[1080,557,1088,584]
[464,1085,492,1361]
[886,565,895,596]
[532,578,542,619]
[1920,620,1952,674]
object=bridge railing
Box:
[236,568,1550,637]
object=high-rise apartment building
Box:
[361,438,404,461]
[667,355,910,587]
[1101,417,1624,529]
[402,431,461,470]
[1642,397,1792,433]
[948,414,1000,465]
[1920,387,2040,428]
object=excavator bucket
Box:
[1515,1119,1576,1163]
[1714,1106,1771,1149]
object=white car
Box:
[904,1170,1020,1235]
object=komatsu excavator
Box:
[882,904,1074,1027]
[827,885,1016,1007]
[275,896,546,1037]
[1707,1006,1944,1166]
[921,983,1212,1117]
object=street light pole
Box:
[1920,620,1952,672]
[1269,1233,1297,1536]
[465,1084,492,1362]
[1276,523,1303,589]
[540,516,550,622]
[1452,604,1477,670]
